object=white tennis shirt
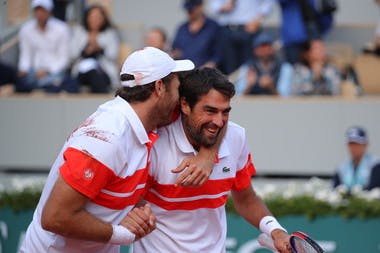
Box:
[18,17,70,74]
[20,96,157,253]
[133,117,255,253]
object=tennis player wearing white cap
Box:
[19,47,218,253]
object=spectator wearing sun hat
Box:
[233,32,293,96]
[332,126,380,191]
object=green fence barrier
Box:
[1,208,379,253]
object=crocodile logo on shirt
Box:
[222,166,230,173]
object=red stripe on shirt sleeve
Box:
[232,154,256,191]
[60,147,114,199]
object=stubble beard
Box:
[185,122,219,149]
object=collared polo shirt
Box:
[20,96,157,253]
[133,117,255,253]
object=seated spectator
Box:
[333,126,380,191]
[16,0,77,93]
[234,32,293,96]
[143,27,168,51]
[291,40,341,95]
[171,0,223,68]
[70,4,120,93]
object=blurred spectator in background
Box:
[52,0,73,21]
[0,62,17,96]
[333,126,380,191]
[208,0,274,74]
[277,0,336,64]
[362,0,380,56]
[70,4,120,93]
[171,0,223,68]
[144,27,168,51]
[362,24,380,56]
[291,40,341,95]
[16,0,76,93]
[234,33,293,96]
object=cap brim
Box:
[347,138,368,144]
[172,59,195,72]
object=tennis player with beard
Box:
[133,67,291,253]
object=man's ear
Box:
[154,79,165,97]
[180,97,191,116]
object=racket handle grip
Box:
[258,233,278,252]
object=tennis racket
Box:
[257,231,324,253]
[290,231,324,253]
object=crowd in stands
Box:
[0,0,379,96]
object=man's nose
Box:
[212,113,225,128]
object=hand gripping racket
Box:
[258,231,324,253]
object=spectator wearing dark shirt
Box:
[171,0,223,68]
[234,32,293,96]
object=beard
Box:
[184,121,219,149]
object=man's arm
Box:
[231,185,292,253]
[366,162,380,190]
[41,176,155,244]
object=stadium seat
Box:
[354,54,380,95]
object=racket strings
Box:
[292,237,319,253]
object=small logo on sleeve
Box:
[83,168,94,180]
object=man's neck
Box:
[188,15,205,33]
[130,101,158,133]
[37,20,48,31]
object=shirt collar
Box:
[114,96,155,145]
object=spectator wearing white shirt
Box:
[16,0,77,93]
[208,0,275,74]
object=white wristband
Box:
[109,225,135,245]
[259,216,287,237]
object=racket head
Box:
[290,231,324,253]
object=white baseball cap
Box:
[31,0,54,11]
[120,47,195,87]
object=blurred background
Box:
[0,0,380,252]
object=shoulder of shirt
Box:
[90,101,133,138]
[49,17,70,31]
[19,19,36,33]
[225,121,246,141]
[227,121,245,131]
[205,17,220,27]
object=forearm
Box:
[41,177,113,242]
[232,187,290,252]
[232,189,271,228]
[43,208,113,242]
